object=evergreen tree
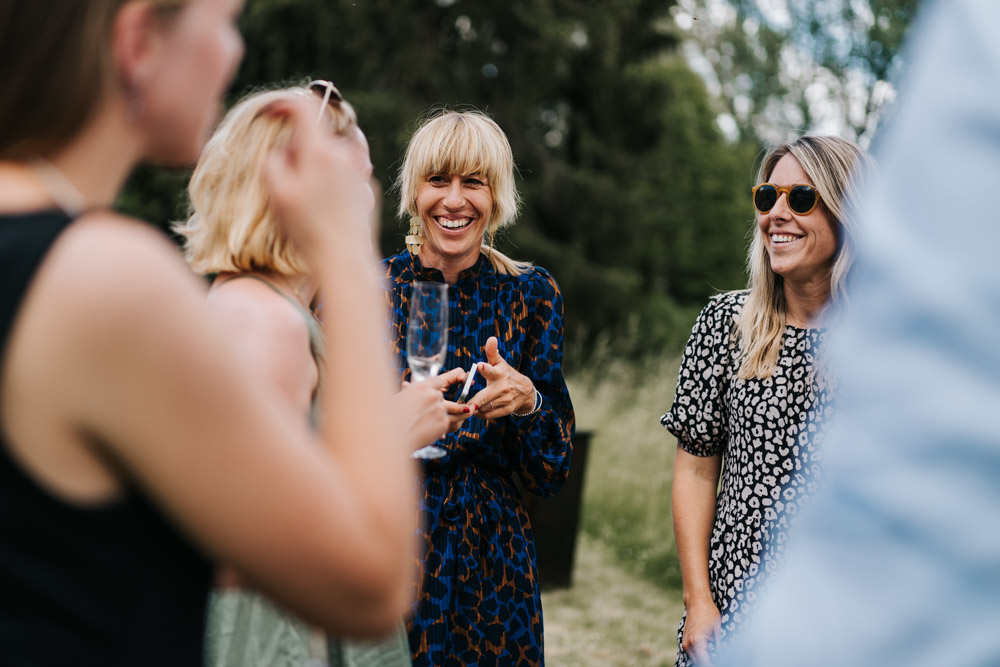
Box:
[119,0,767,359]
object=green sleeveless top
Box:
[222,274,325,419]
[204,274,411,667]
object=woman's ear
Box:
[110,2,162,108]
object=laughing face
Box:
[758,154,839,286]
[415,173,494,275]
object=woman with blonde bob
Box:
[177,83,453,667]
[179,82,364,282]
[0,2,424,664]
[662,135,873,666]
[383,110,575,666]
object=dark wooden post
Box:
[521,430,592,590]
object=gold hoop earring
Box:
[405,216,423,256]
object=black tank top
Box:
[0,211,211,666]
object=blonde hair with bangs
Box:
[738,135,874,379]
[175,85,358,276]
[397,110,530,276]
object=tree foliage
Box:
[119,0,773,361]
[674,0,920,145]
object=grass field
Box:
[568,354,683,591]
[537,354,686,664]
[542,535,682,666]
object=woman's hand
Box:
[672,447,724,664]
[395,368,466,446]
[682,598,722,664]
[468,336,536,419]
[430,368,475,432]
[444,399,475,432]
[261,98,374,259]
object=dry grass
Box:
[567,354,683,589]
[542,534,682,666]
[534,355,686,664]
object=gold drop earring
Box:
[405,216,423,256]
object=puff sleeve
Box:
[660,293,740,457]
[504,268,575,497]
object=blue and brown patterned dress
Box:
[383,251,575,667]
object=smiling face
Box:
[397,112,520,282]
[757,153,839,287]
[415,172,494,275]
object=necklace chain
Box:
[30,159,87,216]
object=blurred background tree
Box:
[119,0,917,366]
[117,1,924,618]
[672,0,920,146]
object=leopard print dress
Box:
[383,251,575,667]
[661,291,834,666]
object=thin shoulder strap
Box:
[216,273,309,315]
[214,273,326,374]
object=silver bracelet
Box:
[512,388,542,417]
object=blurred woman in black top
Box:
[0,1,419,664]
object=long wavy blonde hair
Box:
[396,110,530,276]
[737,135,873,379]
[174,84,358,275]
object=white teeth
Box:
[772,234,799,243]
[436,217,472,229]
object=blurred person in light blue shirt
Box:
[715,0,1000,665]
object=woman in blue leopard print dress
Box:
[662,136,873,666]
[384,110,575,667]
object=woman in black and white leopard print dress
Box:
[662,136,873,666]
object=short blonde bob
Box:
[396,110,530,275]
[738,134,874,379]
[175,84,358,276]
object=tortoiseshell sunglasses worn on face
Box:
[308,80,343,124]
[752,183,821,215]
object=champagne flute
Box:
[407,281,449,459]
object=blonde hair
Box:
[738,135,874,379]
[174,84,359,275]
[0,0,188,159]
[396,110,530,275]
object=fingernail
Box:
[473,403,479,411]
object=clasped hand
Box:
[395,335,537,446]
[394,368,466,447]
